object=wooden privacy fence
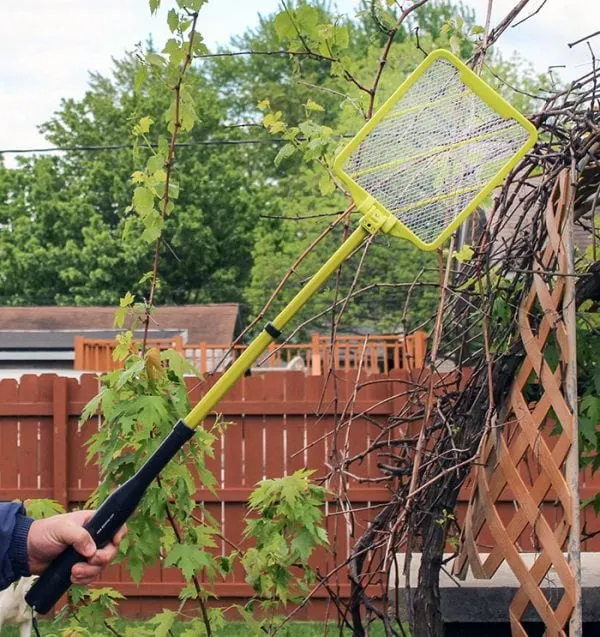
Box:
[74,331,427,377]
[0,372,598,620]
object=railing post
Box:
[267,342,276,367]
[311,332,321,376]
[52,376,69,510]
[197,342,205,373]
[73,336,84,371]
[413,331,427,368]
[173,335,184,354]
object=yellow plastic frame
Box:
[332,48,538,251]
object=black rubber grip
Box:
[26,419,195,614]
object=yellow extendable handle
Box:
[183,224,369,429]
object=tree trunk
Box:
[411,510,446,637]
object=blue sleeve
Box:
[0,502,33,591]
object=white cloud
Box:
[468,0,600,79]
[0,0,598,163]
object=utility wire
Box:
[0,133,354,155]
[0,138,286,155]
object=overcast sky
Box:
[0,0,597,162]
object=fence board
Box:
[0,380,19,493]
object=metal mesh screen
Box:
[342,57,531,245]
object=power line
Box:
[0,138,286,155]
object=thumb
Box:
[55,520,96,558]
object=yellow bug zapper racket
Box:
[27,49,537,614]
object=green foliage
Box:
[55,586,125,636]
[242,470,328,603]
[0,55,260,306]
[577,301,600,487]
[82,344,219,583]
[0,0,545,332]
[24,499,66,518]
[237,470,329,633]
[4,619,402,637]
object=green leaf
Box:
[263,112,286,134]
[24,499,65,519]
[168,181,180,200]
[146,52,166,67]
[119,291,135,308]
[179,583,199,601]
[274,11,296,40]
[449,34,461,54]
[257,98,270,111]
[581,417,597,445]
[219,554,236,575]
[146,154,164,174]
[334,24,349,50]
[291,527,316,562]
[141,224,162,243]
[131,170,145,184]
[167,8,179,32]
[81,392,103,421]
[454,244,474,263]
[165,544,214,580]
[593,366,600,395]
[134,116,154,135]
[133,186,154,216]
[149,0,161,14]
[113,307,126,329]
[236,606,266,634]
[180,99,196,131]
[295,5,320,32]
[150,609,177,637]
[134,65,148,93]
[87,587,125,602]
[163,38,186,67]
[191,31,208,56]
[181,0,206,10]
[319,173,335,196]
[274,143,296,167]
[305,98,324,112]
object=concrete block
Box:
[389,553,600,623]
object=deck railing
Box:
[74,331,427,375]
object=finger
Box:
[72,572,99,586]
[71,562,103,583]
[53,519,96,558]
[88,543,118,567]
[68,509,96,526]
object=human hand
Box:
[26,510,127,585]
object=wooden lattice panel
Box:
[455,169,578,636]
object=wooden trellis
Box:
[454,169,581,636]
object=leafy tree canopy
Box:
[0,0,549,336]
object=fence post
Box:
[52,376,69,510]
